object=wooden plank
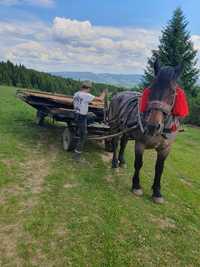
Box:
[18,90,104,109]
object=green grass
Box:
[0,85,200,267]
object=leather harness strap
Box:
[147,100,172,114]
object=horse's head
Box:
[144,59,182,136]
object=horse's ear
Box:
[154,58,161,76]
[174,64,182,79]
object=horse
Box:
[108,60,185,204]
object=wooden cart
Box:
[17,89,112,151]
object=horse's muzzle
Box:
[145,123,162,136]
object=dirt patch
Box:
[0,158,17,177]
[180,178,193,187]
[20,158,51,194]
[0,144,58,206]
[64,183,79,189]
[105,175,113,183]
[21,144,58,194]
[0,226,50,267]
[55,225,69,238]
[0,144,59,265]
[1,159,16,167]
[21,196,39,210]
[0,156,53,205]
[150,216,177,230]
[0,224,23,266]
[31,248,49,267]
[101,152,112,163]
[0,185,24,205]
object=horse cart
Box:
[16,89,113,151]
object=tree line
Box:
[0,60,123,96]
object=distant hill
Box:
[52,72,143,88]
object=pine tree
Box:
[143,8,199,95]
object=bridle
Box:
[147,100,173,115]
[143,87,177,134]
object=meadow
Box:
[0,86,200,266]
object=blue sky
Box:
[0,0,200,74]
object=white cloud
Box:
[0,20,48,36]
[7,41,49,61]
[192,35,200,50]
[50,17,160,73]
[0,17,160,73]
[0,0,55,7]
[1,16,199,74]
[52,17,94,41]
[191,35,200,67]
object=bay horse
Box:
[108,60,183,204]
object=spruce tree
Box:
[143,7,199,95]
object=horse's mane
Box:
[149,66,177,101]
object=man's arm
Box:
[93,89,107,102]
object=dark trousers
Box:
[74,113,87,154]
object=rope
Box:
[72,124,138,141]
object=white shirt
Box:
[73,91,95,115]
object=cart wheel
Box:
[105,139,113,152]
[62,127,76,151]
[36,110,45,126]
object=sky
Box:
[0,0,200,74]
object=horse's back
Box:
[108,91,141,131]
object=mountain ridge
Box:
[52,71,143,88]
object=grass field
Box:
[0,85,200,267]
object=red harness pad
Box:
[139,86,189,117]
[139,88,150,113]
[172,87,189,117]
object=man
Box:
[73,80,106,160]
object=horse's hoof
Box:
[112,160,119,168]
[112,163,119,169]
[119,162,127,168]
[132,188,143,197]
[152,196,165,204]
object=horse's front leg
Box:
[118,134,128,167]
[152,148,170,204]
[112,137,119,168]
[132,142,144,196]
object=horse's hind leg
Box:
[118,134,128,167]
[132,142,144,196]
[152,148,170,204]
[112,137,119,168]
